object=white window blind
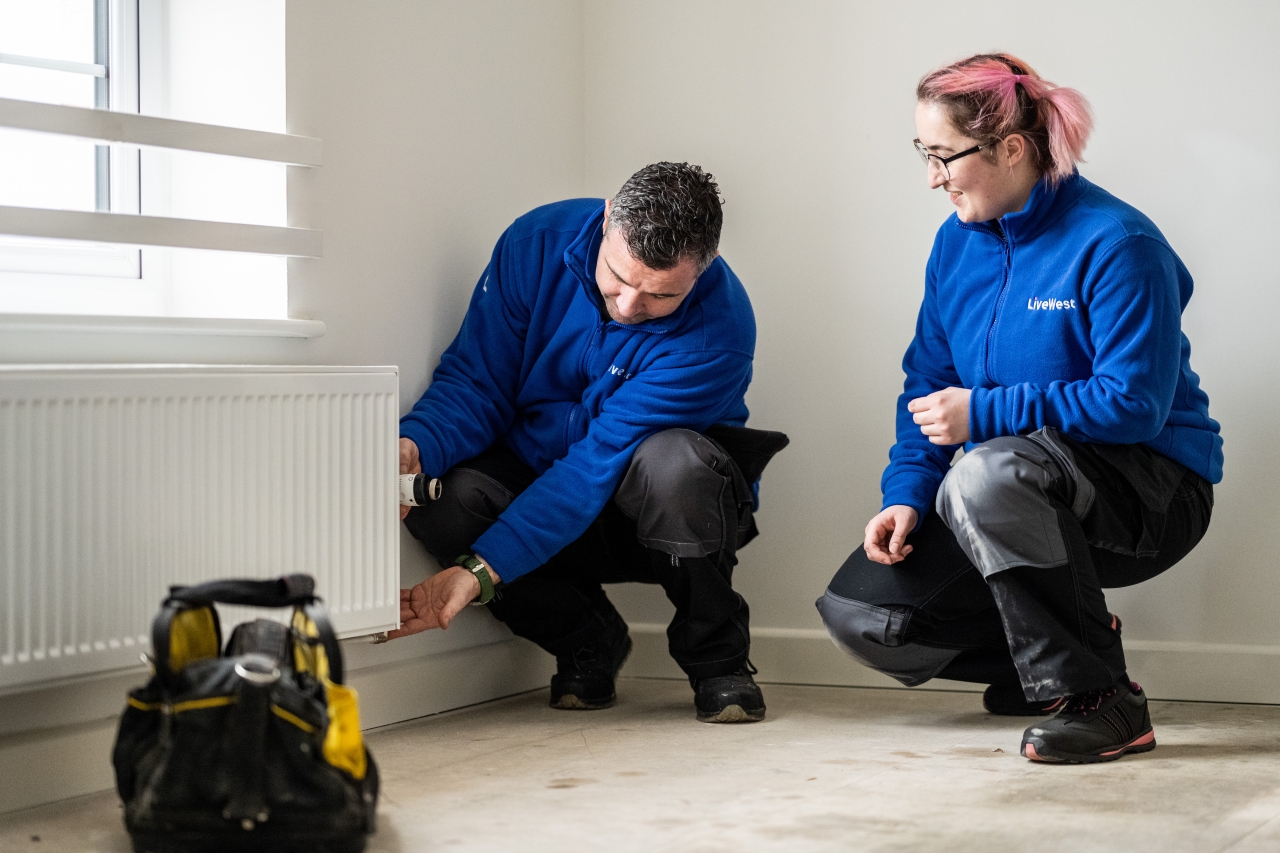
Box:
[0,0,322,329]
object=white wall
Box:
[0,0,584,813]
[584,0,1280,702]
[5,0,1280,814]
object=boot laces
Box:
[1062,685,1118,716]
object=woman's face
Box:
[914,101,1031,224]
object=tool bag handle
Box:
[166,574,317,607]
[150,574,345,686]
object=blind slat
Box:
[0,97,321,166]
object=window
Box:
[0,0,313,326]
[0,0,141,289]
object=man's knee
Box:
[404,466,516,563]
[615,429,735,558]
[624,429,726,502]
[815,588,958,687]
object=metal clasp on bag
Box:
[233,653,281,686]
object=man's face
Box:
[595,203,701,325]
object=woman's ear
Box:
[1003,134,1028,168]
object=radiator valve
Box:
[399,473,443,506]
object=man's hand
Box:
[864,505,920,565]
[399,437,421,520]
[386,557,502,639]
[387,567,477,638]
[908,387,972,445]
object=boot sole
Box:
[1022,728,1156,764]
[550,693,616,710]
[696,703,766,724]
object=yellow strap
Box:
[322,681,367,780]
[169,606,219,673]
[171,695,236,714]
[127,696,161,712]
[271,704,318,734]
[291,611,331,681]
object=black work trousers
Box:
[817,429,1214,701]
[403,429,758,680]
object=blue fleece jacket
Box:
[400,199,755,582]
[882,173,1223,520]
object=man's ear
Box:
[602,198,611,233]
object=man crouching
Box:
[389,163,786,723]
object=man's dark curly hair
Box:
[606,162,723,273]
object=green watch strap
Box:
[456,554,496,605]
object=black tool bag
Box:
[112,575,378,853]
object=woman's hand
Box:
[864,505,920,565]
[909,387,972,445]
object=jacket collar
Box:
[563,203,698,334]
[964,171,1088,244]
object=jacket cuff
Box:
[968,386,1000,444]
[398,421,443,479]
[472,521,542,584]
[881,481,935,531]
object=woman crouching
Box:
[817,53,1222,763]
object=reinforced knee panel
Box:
[815,589,959,687]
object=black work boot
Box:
[1021,679,1155,763]
[549,627,632,711]
[692,663,766,723]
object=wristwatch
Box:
[456,554,496,605]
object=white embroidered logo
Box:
[607,365,634,380]
[1028,297,1077,311]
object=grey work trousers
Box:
[817,428,1213,700]
[404,429,757,679]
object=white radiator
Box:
[0,365,400,693]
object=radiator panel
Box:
[0,366,400,692]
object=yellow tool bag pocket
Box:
[112,575,378,853]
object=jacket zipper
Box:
[568,322,605,451]
[580,322,603,384]
[565,406,579,454]
[984,226,1012,385]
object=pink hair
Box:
[917,53,1093,186]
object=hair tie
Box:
[1012,74,1025,83]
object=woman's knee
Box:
[940,437,1031,501]
[815,587,958,687]
[935,436,1060,525]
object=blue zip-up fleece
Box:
[883,173,1223,521]
[400,199,756,582]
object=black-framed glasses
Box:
[913,139,987,181]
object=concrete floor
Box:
[4,678,1280,852]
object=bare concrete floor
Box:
[4,679,1280,852]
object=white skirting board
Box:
[620,623,1280,705]
[0,637,555,815]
